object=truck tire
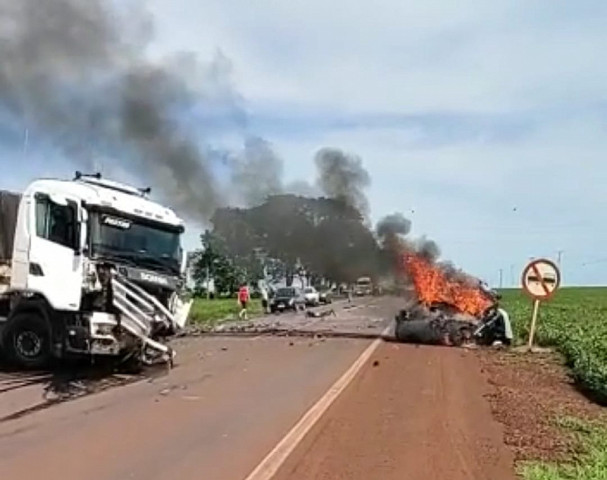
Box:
[3,312,51,369]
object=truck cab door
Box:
[27,192,84,311]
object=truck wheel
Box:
[4,313,51,369]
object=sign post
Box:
[521,258,561,351]
[527,297,541,348]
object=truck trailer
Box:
[0,173,192,369]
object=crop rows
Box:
[500,287,607,405]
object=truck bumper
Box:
[64,312,174,365]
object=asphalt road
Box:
[273,342,514,480]
[0,297,515,479]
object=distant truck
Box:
[0,173,191,369]
[354,276,373,296]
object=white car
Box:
[303,286,320,306]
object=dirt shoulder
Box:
[478,349,606,465]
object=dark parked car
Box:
[270,287,306,313]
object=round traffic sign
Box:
[521,258,561,300]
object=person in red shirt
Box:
[237,284,250,320]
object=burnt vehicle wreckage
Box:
[394,296,512,348]
[391,252,513,348]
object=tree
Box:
[191,230,241,296]
[210,195,382,286]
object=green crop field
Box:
[189,298,263,326]
[519,417,607,480]
[498,288,607,480]
[499,287,607,405]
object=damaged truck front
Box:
[0,173,192,369]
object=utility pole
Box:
[510,264,515,287]
[205,262,211,300]
[23,128,29,156]
[498,269,503,289]
[557,250,564,268]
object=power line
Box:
[581,258,607,267]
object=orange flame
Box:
[403,253,493,317]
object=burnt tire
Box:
[394,319,409,342]
[3,313,51,369]
[450,326,473,347]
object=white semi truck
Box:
[0,173,192,369]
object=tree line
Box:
[189,194,403,296]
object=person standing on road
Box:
[238,283,250,320]
[260,284,269,314]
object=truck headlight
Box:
[289,298,294,305]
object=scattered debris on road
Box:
[306,309,337,318]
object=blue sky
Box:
[3,0,607,286]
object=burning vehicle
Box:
[394,254,511,348]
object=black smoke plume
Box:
[315,148,371,217]
[376,212,412,240]
[0,0,282,221]
[1,1,483,292]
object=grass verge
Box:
[519,417,607,480]
[189,298,263,327]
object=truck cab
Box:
[0,173,191,368]
[354,276,373,296]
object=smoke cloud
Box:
[230,137,284,207]
[376,212,412,239]
[284,180,321,198]
[413,236,441,263]
[0,0,379,228]
[1,1,478,291]
[0,0,284,221]
[315,148,371,217]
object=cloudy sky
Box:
[3,0,607,286]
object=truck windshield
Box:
[90,212,182,274]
